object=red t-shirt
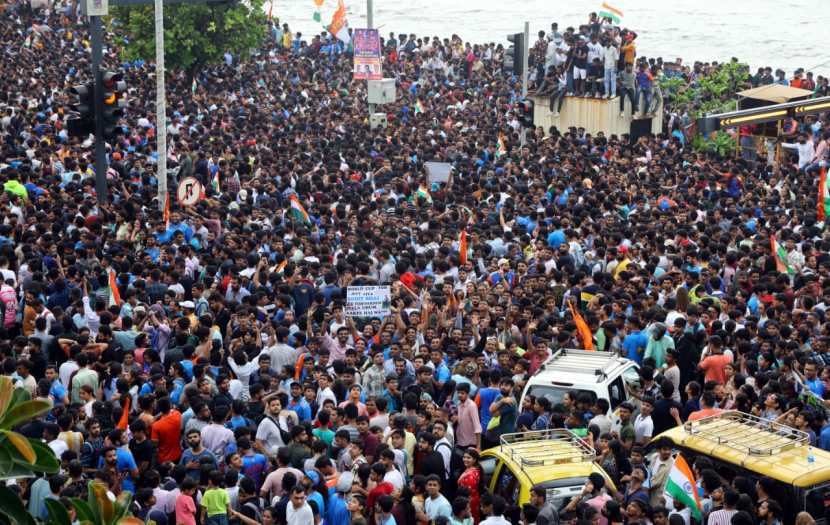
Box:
[151,410,182,462]
[699,354,732,385]
[367,481,394,511]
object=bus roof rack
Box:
[682,410,809,456]
[499,429,596,469]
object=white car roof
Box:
[533,349,634,383]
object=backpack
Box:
[435,441,464,481]
[267,415,291,445]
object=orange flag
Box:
[568,300,594,351]
[819,168,829,222]
[163,192,170,229]
[116,396,130,430]
[108,269,122,307]
[459,230,468,265]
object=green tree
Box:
[113,0,267,84]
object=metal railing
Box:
[499,429,596,469]
[682,410,809,456]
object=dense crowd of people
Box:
[2,1,830,525]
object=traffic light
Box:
[66,82,95,137]
[101,70,127,140]
[505,33,525,76]
[517,98,535,128]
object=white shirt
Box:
[286,502,313,525]
[48,438,68,458]
[255,416,286,455]
[634,413,654,443]
[481,516,513,525]
[59,360,79,389]
[383,468,404,491]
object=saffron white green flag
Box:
[664,454,702,522]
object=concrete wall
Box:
[530,94,662,137]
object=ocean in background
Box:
[270,0,828,74]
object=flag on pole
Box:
[496,133,506,158]
[328,0,350,44]
[312,0,323,22]
[568,300,594,351]
[459,231,468,265]
[163,192,170,229]
[598,2,623,24]
[274,259,287,274]
[211,171,220,194]
[289,195,311,224]
[819,168,829,223]
[108,269,122,307]
[116,396,130,430]
[664,454,703,523]
[770,235,796,275]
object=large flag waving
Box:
[289,195,311,225]
[819,168,829,223]
[598,2,623,24]
[770,235,796,275]
[108,269,122,307]
[459,231,468,265]
[568,300,594,351]
[328,0,350,44]
[664,454,703,522]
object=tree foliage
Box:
[113,0,267,75]
[660,61,750,119]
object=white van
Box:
[519,349,640,416]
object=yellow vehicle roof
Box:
[482,430,608,487]
[655,411,830,488]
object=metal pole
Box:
[367,0,374,123]
[155,0,168,211]
[90,16,108,205]
[520,20,529,147]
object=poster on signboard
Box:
[353,29,382,80]
[346,286,391,318]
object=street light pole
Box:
[520,20,529,147]
[367,0,374,122]
[155,0,168,211]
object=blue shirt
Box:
[50,379,67,406]
[241,452,268,489]
[326,494,350,525]
[806,377,826,397]
[819,424,830,452]
[547,229,566,248]
[99,447,137,493]
[433,363,451,384]
[287,398,312,422]
[622,331,649,364]
[478,387,501,429]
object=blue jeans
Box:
[604,68,617,97]
[619,86,636,112]
[637,87,653,114]
[206,515,228,525]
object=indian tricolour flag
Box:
[770,234,796,275]
[599,2,623,24]
[328,0,350,44]
[414,99,425,115]
[664,454,702,522]
[818,168,829,223]
[496,133,506,158]
[289,195,311,225]
[108,269,122,307]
